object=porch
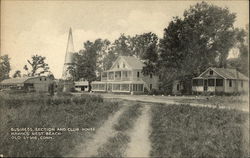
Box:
[192,77,224,93]
[101,70,132,81]
[91,81,144,93]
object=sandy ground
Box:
[74,106,128,157]
[125,104,151,157]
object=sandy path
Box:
[74,106,127,157]
[125,104,151,157]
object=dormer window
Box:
[117,64,119,69]
[209,70,213,75]
[123,63,125,68]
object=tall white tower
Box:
[62,27,75,80]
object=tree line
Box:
[1,2,248,93]
[68,2,248,92]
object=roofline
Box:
[0,76,50,84]
[110,56,133,70]
[198,67,227,79]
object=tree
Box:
[227,26,249,76]
[103,51,117,71]
[130,32,159,75]
[23,55,50,77]
[159,2,245,93]
[0,55,11,81]
[112,34,133,56]
[68,39,106,91]
[13,70,21,78]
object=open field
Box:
[150,104,249,157]
[0,92,121,157]
[0,92,249,157]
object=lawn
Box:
[0,92,121,157]
[150,104,249,158]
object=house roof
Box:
[1,77,32,84]
[197,67,248,80]
[1,76,48,85]
[121,56,144,69]
[110,56,144,70]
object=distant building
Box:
[75,80,89,92]
[0,76,54,92]
[91,56,159,94]
[192,67,249,94]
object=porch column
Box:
[214,78,216,94]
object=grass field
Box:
[0,92,121,157]
[0,92,248,157]
[150,104,249,158]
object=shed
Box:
[0,76,54,92]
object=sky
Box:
[1,0,249,78]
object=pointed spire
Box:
[62,27,75,79]
[65,27,74,64]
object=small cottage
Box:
[0,76,54,92]
[192,67,248,94]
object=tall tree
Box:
[112,34,133,56]
[103,51,117,71]
[227,25,249,76]
[0,55,11,81]
[23,55,50,77]
[68,39,107,91]
[13,70,21,78]
[159,2,244,92]
[130,32,159,75]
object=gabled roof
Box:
[110,56,144,70]
[198,67,248,80]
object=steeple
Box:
[62,27,75,79]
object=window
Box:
[121,84,129,91]
[137,72,140,78]
[177,84,179,91]
[113,84,120,90]
[209,70,213,75]
[150,84,152,90]
[45,78,47,81]
[40,78,42,81]
[229,79,232,87]
[241,81,243,88]
[123,63,125,68]
[150,74,152,78]
[117,64,119,68]
[208,79,215,86]
[193,79,203,86]
[216,79,223,86]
